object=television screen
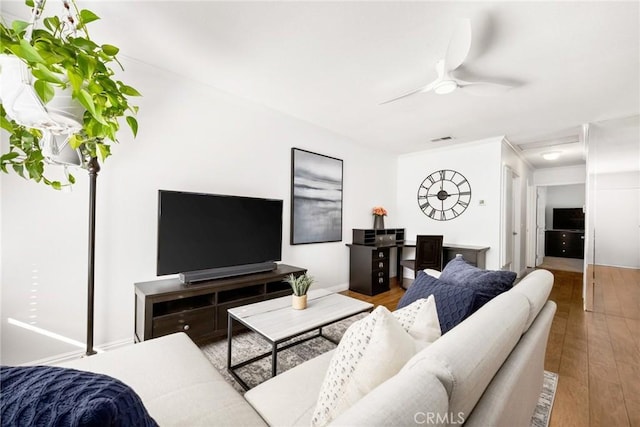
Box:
[553,207,585,230]
[157,190,283,276]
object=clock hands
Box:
[420,190,471,198]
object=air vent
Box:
[430,136,453,142]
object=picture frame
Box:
[291,148,343,245]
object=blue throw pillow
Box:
[0,365,158,427]
[439,255,517,297]
[397,271,478,333]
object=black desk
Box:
[346,242,490,295]
[403,242,490,270]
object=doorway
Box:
[502,166,521,274]
[532,183,586,272]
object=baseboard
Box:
[21,337,134,366]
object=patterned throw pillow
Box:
[392,295,441,349]
[439,255,517,296]
[397,271,478,333]
[311,306,420,427]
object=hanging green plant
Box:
[0,0,140,189]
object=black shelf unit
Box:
[352,228,405,247]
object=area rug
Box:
[200,316,558,426]
[531,370,558,427]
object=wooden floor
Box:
[539,256,584,273]
[344,266,640,427]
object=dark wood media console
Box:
[134,264,306,343]
[545,230,585,259]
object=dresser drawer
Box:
[372,247,389,261]
[152,306,215,339]
[371,271,389,293]
[545,230,585,258]
[371,258,390,272]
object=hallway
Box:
[546,266,639,427]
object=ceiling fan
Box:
[380,19,513,104]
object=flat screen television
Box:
[157,190,283,282]
[552,207,585,230]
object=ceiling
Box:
[2,1,639,169]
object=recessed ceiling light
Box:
[542,151,561,160]
[434,80,458,95]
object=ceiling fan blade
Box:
[379,80,437,105]
[457,80,513,96]
[443,18,472,72]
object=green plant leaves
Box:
[43,16,61,33]
[119,84,141,97]
[71,37,98,53]
[18,39,45,63]
[1,3,140,189]
[101,44,119,56]
[12,20,29,34]
[126,116,138,137]
[97,143,110,161]
[79,10,100,25]
[32,63,65,84]
[67,69,83,92]
[78,88,100,121]
[0,152,20,162]
[33,79,55,103]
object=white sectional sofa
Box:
[60,269,556,426]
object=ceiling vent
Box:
[430,136,454,142]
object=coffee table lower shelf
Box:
[226,289,373,390]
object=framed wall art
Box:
[291,148,343,245]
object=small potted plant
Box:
[285,273,314,310]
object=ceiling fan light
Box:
[542,151,562,161]
[434,80,458,95]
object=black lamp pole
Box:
[86,156,99,356]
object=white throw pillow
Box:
[311,306,420,427]
[392,295,441,348]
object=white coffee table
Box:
[227,289,373,390]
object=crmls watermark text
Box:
[414,411,465,425]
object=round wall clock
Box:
[417,169,472,221]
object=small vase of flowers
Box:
[372,206,387,230]
[285,273,314,310]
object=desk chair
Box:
[400,235,444,280]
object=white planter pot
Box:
[0,54,84,134]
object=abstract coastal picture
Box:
[291,148,343,245]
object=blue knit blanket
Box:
[1,365,158,427]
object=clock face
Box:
[417,169,472,221]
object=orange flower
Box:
[372,206,387,216]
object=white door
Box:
[502,166,519,272]
[536,186,547,266]
[502,167,513,270]
[526,183,537,268]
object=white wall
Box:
[0,59,398,364]
[586,116,640,269]
[544,184,586,227]
[396,138,504,270]
[534,165,586,186]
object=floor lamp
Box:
[42,135,100,356]
[86,156,100,356]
